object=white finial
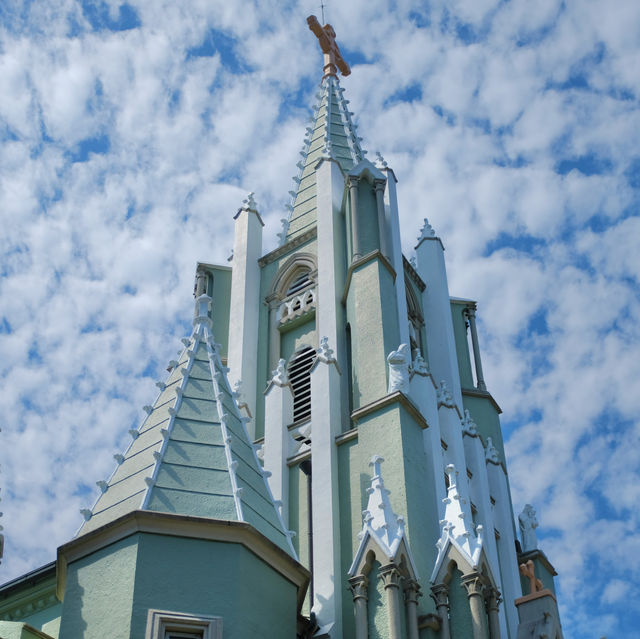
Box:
[518,504,539,551]
[369,454,385,478]
[461,409,478,436]
[375,151,388,168]
[412,348,429,375]
[271,359,288,385]
[242,192,257,210]
[437,380,455,408]
[485,437,500,464]
[277,218,290,246]
[316,336,335,363]
[387,344,411,394]
[419,217,436,240]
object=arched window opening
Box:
[286,270,312,297]
[288,346,316,423]
[406,282,425,358]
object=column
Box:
[415,232,463,408]
[374,179,389,258]
[404,579,421,639]
[430,584,451,639]
[486,588,501,639]
[461,574,489,639]
[348,176,361,260]
[382,168,410,348]
[348,575,369,639]
[310,340,343,637]
[379,564,403,639]
[465,306,486,391]
[227,200,263,439]
[263,361,294,527]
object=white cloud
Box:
[0,2,639,637]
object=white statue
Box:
[387,344,410,394]
[519,504,539,552]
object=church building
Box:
[0,16,564,639]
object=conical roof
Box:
[78,296,295,556]
[284,75,366,242]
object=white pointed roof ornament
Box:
[419,217,436,241]
[430,463,484,582]
[349,456,418,578]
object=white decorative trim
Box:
[485,437,500,464]
[436,380,455,409]
[145,609,222,639]
[461,409,478,436]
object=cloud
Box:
[0,2,639,637]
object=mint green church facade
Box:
[0,18,565,639]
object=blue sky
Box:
[1,1,639,636]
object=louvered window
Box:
[288,346,316,423]
[286,270,311,296]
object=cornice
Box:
[402,255,426,292]
[259,228,318,267]
[57,510,310,610]
[342,250,397,305]
[351,391,428,430]
[461,387,503,414]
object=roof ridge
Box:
[76,292,296,558]
[281,75,367,244]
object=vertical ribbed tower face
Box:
[285,76,366,241]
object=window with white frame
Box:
[145,610,222,639]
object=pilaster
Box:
[309,338,343,637]
[430,584,451,639]
[383,168,410,347]
[348,575,368,639]
[228,196,263,439]
[487,461,522,638]
[263,360,294,527]
[415,226,463,408]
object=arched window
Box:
[406,282,425,356]
[286,269,312,297]
[288,346,316,423]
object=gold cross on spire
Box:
[307,15,351,78]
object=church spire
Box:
[283,17,365,243]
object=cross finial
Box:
[307,15,351,78]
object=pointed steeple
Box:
[283,19,365,243]
[78,292,295,556]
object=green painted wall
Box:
[367,560,386,639]
[131,533,297,639]
[59,535,138,639]
[338,402,441,631]
[448,567,474,639]
[280,319,317,363]
[207,265,232,362]
[289,461,311,616]
[356,181,380,256]
[60,531,299,639]
[346,258,400,408]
